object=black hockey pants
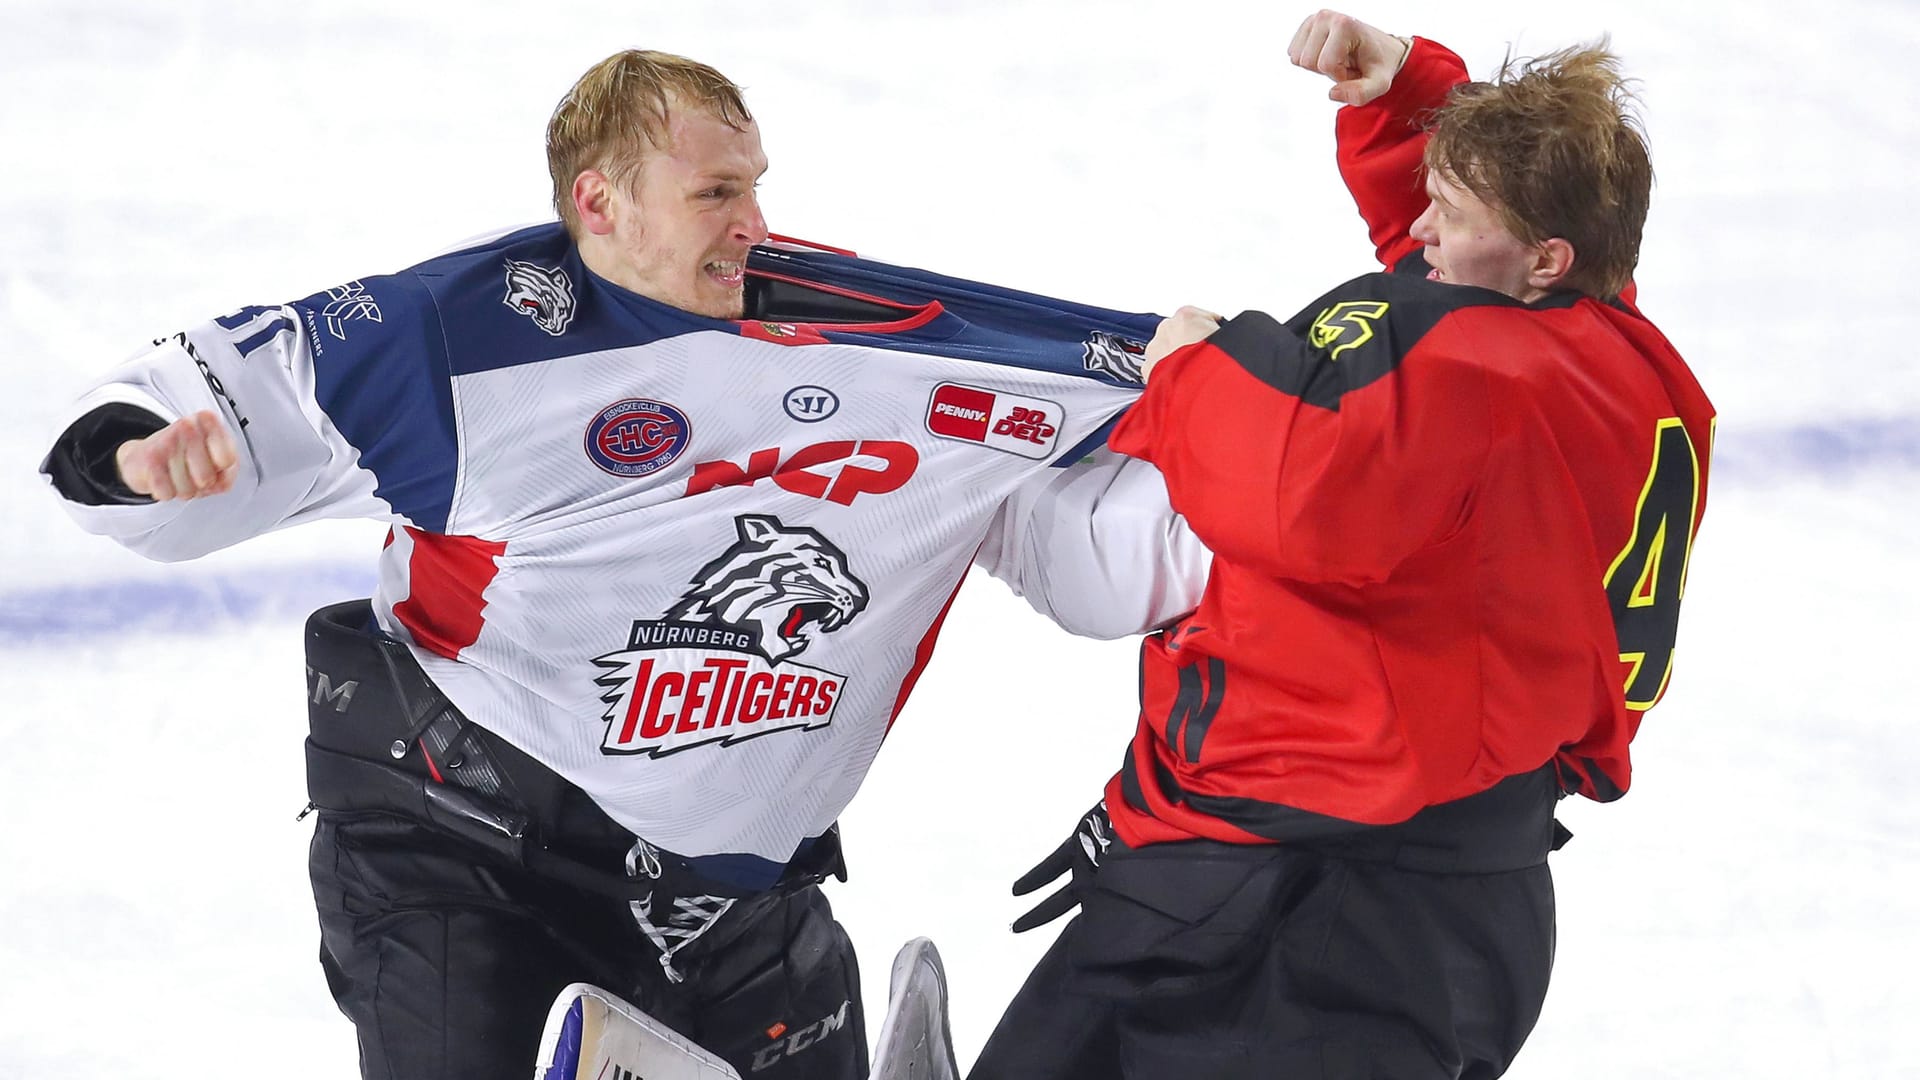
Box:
[302,600,867,1080]
[970,768,1563,1080]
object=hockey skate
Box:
[868,937,961,1080]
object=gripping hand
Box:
[1010,802,1118,933]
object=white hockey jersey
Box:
[45,224,1208,862]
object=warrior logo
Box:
[593,515,868,757]
[503,258,577,336]
[1082,330,1148,384]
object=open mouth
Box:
[781,601,837,638]
[706,260,746,288]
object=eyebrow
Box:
[697,166,767,185]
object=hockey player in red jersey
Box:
[972,10,1715,1079]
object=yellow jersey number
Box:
[1602,418,1703,711]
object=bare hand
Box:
[115,410,239,501]
[1142,306,1222,382]
[1287,10,1410,106]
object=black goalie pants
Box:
[303,600,867,1080]
[970,769,1561,1080]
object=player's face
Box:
[610,107,769,318]
[1409,168,1544,302]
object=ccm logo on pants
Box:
[752,1000,851,1072]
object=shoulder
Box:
[405,222,580,330]
[1207,271,1530,408]
[411,222,573,276]
[394,222,717,377]
[284,223,574,347]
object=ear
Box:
[1528,237,1577,292]
[571,169,619,236]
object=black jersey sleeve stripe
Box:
[1210,272,1522,411]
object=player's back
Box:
[1457,294,1715,799]
[1105,274,1715,847]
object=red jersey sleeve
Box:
[1110,284,1492,587]
[1335,38,1469,268]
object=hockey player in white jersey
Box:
[39,49,1207,1080]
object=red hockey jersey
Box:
[1104,38,1716,847]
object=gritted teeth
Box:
[706,260,745,283]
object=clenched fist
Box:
[115,410,238,501]
[1287,10,1411,107]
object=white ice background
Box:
[1,1,1916,1077]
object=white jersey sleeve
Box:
[977,448,1212,639]
[44,294,416,561]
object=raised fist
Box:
[1287,9,1411,106]
[115,409,238,501]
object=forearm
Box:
[41,320,377,562]
[1334,36,1470,266]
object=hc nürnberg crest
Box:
[593,515,869,757]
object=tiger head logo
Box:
[1082,330,1148,385]
[667,515,870,663]
[503,258,577,336]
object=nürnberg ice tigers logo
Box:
[667,515,869,663]
[1082,330,1148,384]
[503,258,577,336]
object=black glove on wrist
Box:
[1010,801,1119,933]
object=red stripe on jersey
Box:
[419,743,447,784]
[392,527,508,660]
[766,233,858,257]
[883,570,968,734]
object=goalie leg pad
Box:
[310,814,657,1080]
[685,884,869,1079]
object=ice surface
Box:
[3,1,1915,1077]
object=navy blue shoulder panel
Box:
[747,246,1164,387]
[413,223,730,377]
[409,228,1166,388]
[288,271,459,533]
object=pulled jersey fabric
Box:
[43,224,1191,863]
[1105,39,1717,848]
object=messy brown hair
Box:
[1424,41,1652,298]
[546,50,754,235]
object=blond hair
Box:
[1424,42,1653,298]
[546,50,753,234]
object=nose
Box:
[1409,201,1439,246]
[735,191,769,246]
